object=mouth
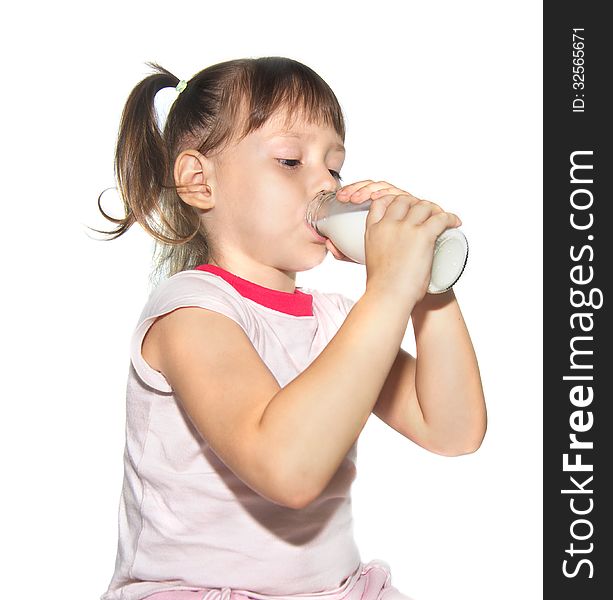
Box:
[305,218,327,243]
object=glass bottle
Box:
[306,190,469,294]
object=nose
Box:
[313,170,342,199]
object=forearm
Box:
[411,289,487,454]
[258,289,413,504]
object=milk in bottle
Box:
[305,191,469,294]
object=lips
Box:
[305,219,327,243]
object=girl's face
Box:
[207,110,345,277]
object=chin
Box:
[290,245,328,272]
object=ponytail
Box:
[94,63,187,242]
[91,62,210,286]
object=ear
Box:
[174,149,215,210]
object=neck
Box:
[207,257,297,293]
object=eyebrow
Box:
[266,132,345,153]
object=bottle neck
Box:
[305,191,336,231]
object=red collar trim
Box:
[194,264,314,317]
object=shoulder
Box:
[143,269,252,325]
[151,268,243,304]
[133,270,253,392]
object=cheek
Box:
[238,199,292,242]
[258,194,302,228]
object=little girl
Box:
[96,57,486,600]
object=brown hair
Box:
[90,57,346,286]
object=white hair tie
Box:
[154,79,187,132]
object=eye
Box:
[277,159,343,182]
[277,159,302,169]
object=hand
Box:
[330,180,462,305]
[326,180,419,261]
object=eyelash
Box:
[277,159,343,182]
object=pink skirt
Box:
[142,560,413,600]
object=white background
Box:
[1,2,542,599]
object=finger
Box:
[377,194,418,221]
[338,181,416,208]
[418,198,444,213]
[336,180,375,200]
[349,182,414,204]
[365,197,392,228]
[422,211,463,238]
[370,186,412,199]
[402,200,441,225]
[337,180,401,202]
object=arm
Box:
[151,288,415,510]
[372,289,487,456]
[257,289,414,506]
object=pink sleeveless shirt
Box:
[101,265,361,600]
